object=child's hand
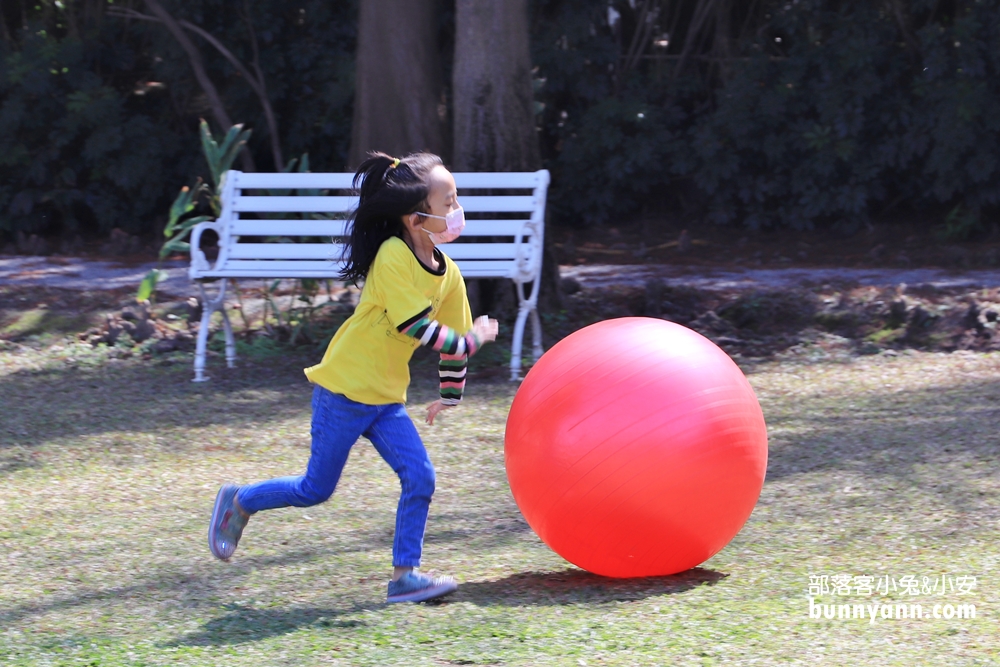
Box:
[425,399,453,425]
[473,315,499,344]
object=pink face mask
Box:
[416,207,465,245]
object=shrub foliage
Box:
[2,0,999,240]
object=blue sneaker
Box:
[387,571,458,603]
[208,484,249,561]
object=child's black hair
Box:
[339,151,444,285]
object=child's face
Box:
[421,166,460,233]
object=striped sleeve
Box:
[438,353,468,405]
[397,307,482,357]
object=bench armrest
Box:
[513,220,543,283]
[188,220,224,279]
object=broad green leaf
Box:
[214,124,252,185]
[136,268,170,302]
[164,180,208,237]
[159,238,192,259]
[199,119,221,187]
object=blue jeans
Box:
[236,386,436,568]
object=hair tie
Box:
[390,158,400,169]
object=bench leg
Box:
[220,307,237,369]
[192,281,231,382]
[529,307,544,361]
[193,298,213,383]
[510,304,531,381]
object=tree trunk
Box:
[452,0,560,328]
[452,0,539,172]
[348,0,447,168]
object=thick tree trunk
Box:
[452,0,539,172]
[452,0,559,327]
[348,0,447,168]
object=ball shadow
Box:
[452,567,727,607]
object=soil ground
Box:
[549,219,1000,270]
[2,220,1000,364]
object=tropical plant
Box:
[137,120,250,301]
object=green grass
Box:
[1,341,998,665]
[0,307,97,341]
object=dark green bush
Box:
[0,27,194,237]
[6,0,1000,241]
[0,0,355,240]
[533,0,1000,230]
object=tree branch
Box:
[110,4,283,170]
[672,0,721,81]
[131,0,255,171]
[240,0,283,169]
[626,0,660,74]
[889,0,921,61]
[621,0,650,75]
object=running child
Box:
[208,152,499,604]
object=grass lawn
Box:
[1,339,998,665]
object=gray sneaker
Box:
[208,484,249,561]
[386,571,458,603]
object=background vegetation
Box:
[2,0,999,242]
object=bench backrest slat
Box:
[230,171,544,190]
[231,195,538,214]
[231,219,350,236]
[233,196,355,213]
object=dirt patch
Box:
[3,264,999,365]
[548,280,1000,359]
[551,219,1000,271]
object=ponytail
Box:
[339,151,444,285]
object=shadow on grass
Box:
[763,376,1000,478]
[162,601,382,647]
[0,354,314,449]
[0,344,517,456]
[0,519,495,634]
[455,567,727,607]
[160,567,726,647]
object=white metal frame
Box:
[188,169,550,382]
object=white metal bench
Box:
[188,169,550,382]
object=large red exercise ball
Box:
[504,317,768,578]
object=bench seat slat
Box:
[449,260,517,277]
[204,259,520,278]
[233,195,537,214]
[225,243,523,261]
[197,269,345,280]
[229,218,533,237]
[221,260,345,274]
[197,263,519,280]
[228,243,342,260]
[440,244,522,260]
